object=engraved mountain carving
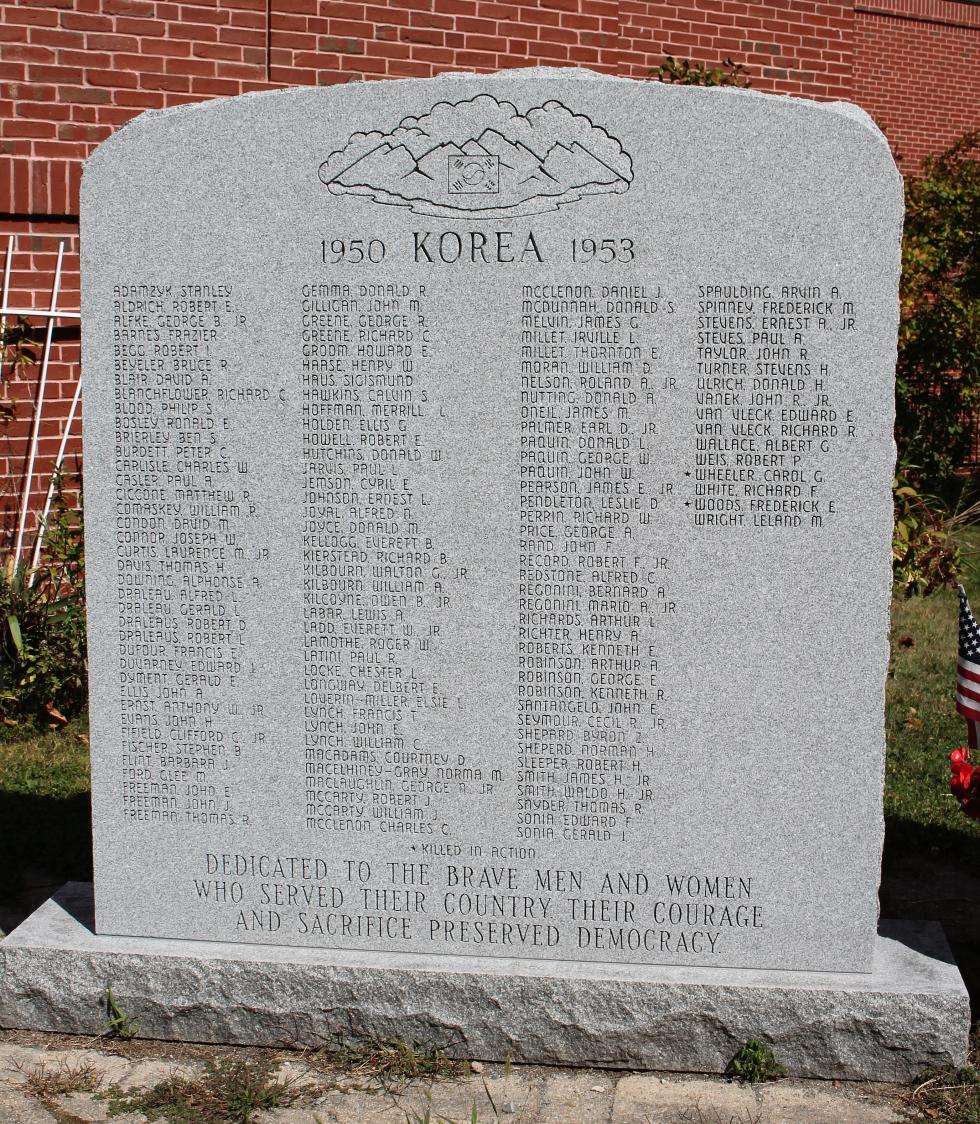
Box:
[318,95,633,218]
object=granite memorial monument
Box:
[0,68,969,1078]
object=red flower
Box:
[950,746,980,819]
[952,762,975,796]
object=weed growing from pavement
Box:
[101,987,138,1040]
[307,1035,461,1093]
[99,1054,304,1123]
[681,1103,763,1124]
[403,1097,483,1124]
[906,1028,980,1122]
[14,1056,101,1100]
[727,1040,785,1084]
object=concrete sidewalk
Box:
[0,1031,906,1123]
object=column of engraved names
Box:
[302,282,464,840]
[112,282,260,829]
[517,283,675,848]
[690,283,861,528]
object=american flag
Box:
[957,584,980,748]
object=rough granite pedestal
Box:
[0,884,968,1082]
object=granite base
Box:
[0,884,969,1081]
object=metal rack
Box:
[0,234,82,577]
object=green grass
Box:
[887,530,980,864]
[0,717,91,927]
[0,718,90,799]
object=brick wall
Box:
[620,0,855,97]
[0,0,978,551]
[854,0,980,171]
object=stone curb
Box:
[0,1034,906,1123]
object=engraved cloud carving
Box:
[318,95,633,218]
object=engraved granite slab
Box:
[81,69,901,972]
[0,885,970,1081]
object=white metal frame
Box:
[0,234,82,578]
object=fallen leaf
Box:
[44,703,68,727]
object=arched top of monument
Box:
[82,65,900,200]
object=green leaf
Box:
[6,614,23,654]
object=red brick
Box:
[370,38,409,57]
[386,58,433,75]
[319,35,364,53]
[409,9,454,29]
[181,6,232,25]
[537,24,577,44]
[228,9,265,27]
[114,16,166,35]
[58,49,111,66]
[402,26,444,45]
[0,26,30,45]
[152,39,194,56]
[434,0,477,13]
[191,41,244,60]
[2,81,56,101]
[327,18,372,37]
[56,121,111,142]
[5,7,60,28]
[189,74,240,93]
[112,87,166,106]
[17,99,72,120]
[267,64,317,81]
[214,59,264,78]
[474,3,520,18]
[3,117,56,137]
[140,70,190,90]
[268,29,312,49]
[408,43,454,63]
[164,56,215,75]
[4,44,57,63]
[112,51,165,69]
[364,5,410,25]
[270,12,308,33]
[103,0,155,15]
[218,27,266,46]
[85,32,141,51]
[167,22,219,41]
[92,103,144,124]
[86,68,140,87]
[58,85,112,103]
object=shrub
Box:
[654,55,750,87]
[896,130,980,495]
[892,474,963,597]
[0,469,87,722]
[0,314,39,426]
